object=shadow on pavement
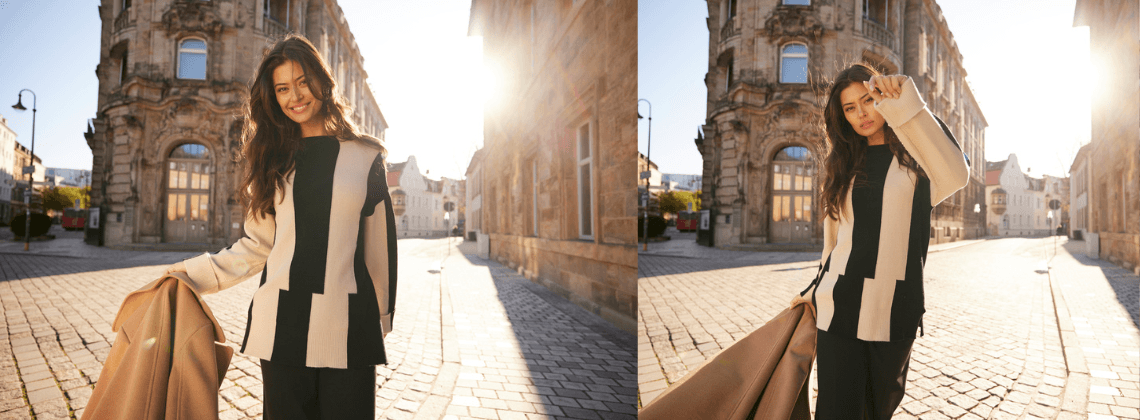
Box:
[637,252,821,278]
[1060,239,1140,330]
[0,252,171,283]
[453,251,639,418]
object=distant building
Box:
[661,174,702,192]
[985,154,1051,236]
[464,148,485,241]
[440,177,464,234]
[0,114,18,223]
[1069,143,1092,240]
[12,142,45,217]
[697,0,986,247]
[87,0,386,247]
[45,168,93,188]
[469,0,637,332]
[386,156,434,237]
[1072,0,1139,273]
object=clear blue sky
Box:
[638,0,1091,179]
[0,0,102,172]
[0,0,483,180]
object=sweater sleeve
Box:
[874,77,970,206]
[362,152,397,337]
[182,210,276,295]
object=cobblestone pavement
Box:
[638,237,1140,419]
[0,236,635,419]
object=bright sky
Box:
[0,0,484,180]
[638,0,1092,179]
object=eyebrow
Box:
[841,93,871,107]
[274,74,306,87]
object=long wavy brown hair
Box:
[819,63,925,221]
[238,34,385,219]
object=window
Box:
[122,0,131,11]
[780,43,808,84]
[177,39,207,80]
[118,49,128,84]
[576,121,593,239]
[728,0,738,19]
[863,0,886,24]
[725,58,735,92]
[784,0,810,4]
[264,0,288,24]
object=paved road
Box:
[0,236,637,419]
[638,236,1139,419]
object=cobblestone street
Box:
[638,236,1140,419]
[0,234,636,419]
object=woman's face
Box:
[272,59,324,127]
[839,82,885,139]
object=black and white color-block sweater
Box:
[183,136,397,368]
[801,77,970,342]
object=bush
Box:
[637,215,667,239]
[10,213,52,238]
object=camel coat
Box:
[83,272,233,420]
[639,300,816,420]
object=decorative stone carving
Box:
[160,2,223,37]
[762,7,825,43]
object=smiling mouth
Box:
[860,121,873,129]
[290,103,310,113]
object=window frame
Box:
[779,43,809,84]
[576,120,594,240]
[783,0,810,5]
[176,38,208,80]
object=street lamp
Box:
[638,98,651,251]
[12,89,36,251]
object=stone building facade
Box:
[697,0,986,248]
[87,0,386,248]
[0,114,18,223]
[464,148,485,241]
[468,0,637,332]
[1072,0,1139,273]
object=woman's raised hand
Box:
[164,261,188,276]
[863,74,908,103]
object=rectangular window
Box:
[576,121,593,239]
[119,50,128,85]
[726,58,734,92]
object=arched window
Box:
[780,43,808,84]
[177,39,207,80]
[770,146,814,243]
[165,143,212,242]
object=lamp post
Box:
[12,89,36,251]
[638,98,651,251]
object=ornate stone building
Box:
[697,0,986,247]
[87,0,386,247]
[468,0,637,332]
[1072,0,1139,273]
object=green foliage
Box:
[38,186,89,212]
[655,190,702,215]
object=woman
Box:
[796,63,969,418]
[165,34,397,419]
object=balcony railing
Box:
[861,18,895,51]
[264,17,287,39]
[720,18,740,40]
[114,9,134,32]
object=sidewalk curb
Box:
[1047,251,1091,415]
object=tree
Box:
[38,186,89,212]
[656,191,687,215]
[655,190,702,216]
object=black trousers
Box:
[260,359,376,420]
[814,329,915,420]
